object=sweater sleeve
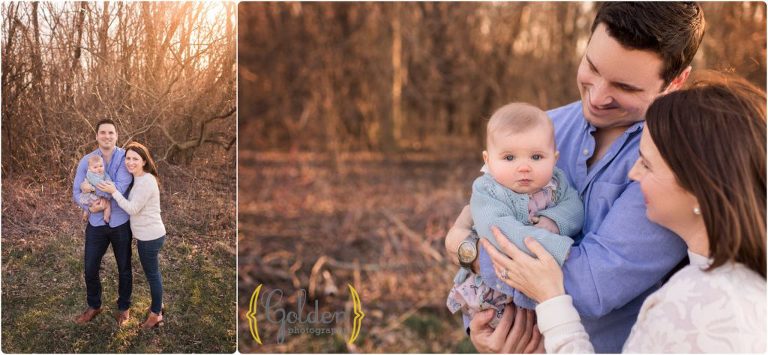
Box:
[536,168,584,237]
[111,176,156,216]
[536,295,596,353]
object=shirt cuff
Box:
[535,294,581,333]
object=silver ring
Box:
[501,269,510,280]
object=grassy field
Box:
[1,163,237,353]
[238,151,482,353]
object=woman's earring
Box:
[693,207,702,215]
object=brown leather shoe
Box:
[75,307,102,325]
[140,311,164,329]
[115,309,130,327]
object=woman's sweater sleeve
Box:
[111,178,155,215]
[536,295,596,353]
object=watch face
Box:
[458,241,477,263]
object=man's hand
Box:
[469,305,543,353]
[445,205,474,266]
[88,199,106,213]
[531,216,560,234]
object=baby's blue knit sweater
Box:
[455,167,584,309]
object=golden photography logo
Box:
[247,284,365,345]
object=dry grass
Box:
[238,151,482,353]
[1,160,237,353]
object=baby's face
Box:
[88,160,105,175]
[484,126,558,194]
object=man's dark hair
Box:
[592,2,705,87]
[95,118,116,132]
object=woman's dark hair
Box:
[125,142,160,185]
[645,72,766,278]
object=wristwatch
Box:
[458,230,480,270]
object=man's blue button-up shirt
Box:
[476,101,687,353]
[72,147,133,227]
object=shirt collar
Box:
[688,249,713,268]
[626,121,644,135]
[94,147,119,157]
[583,119,645,135]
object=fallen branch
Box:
[308,255,328,299]
[382,209,444,262]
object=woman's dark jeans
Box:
[137,236,165,314]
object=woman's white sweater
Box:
[112,173,166,241]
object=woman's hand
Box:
[482,226,565,303]
[96,181,116,194]
[469,304,543,353]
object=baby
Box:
[76,155,112,223]
[447,102,584,327]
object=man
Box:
[446,3,705,352]
[72,119,134,326]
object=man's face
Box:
[96,123,117,150]
[576,23,674,129]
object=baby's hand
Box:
[80,180,95,193]
[531,216,560,234]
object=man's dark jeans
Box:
[84,222,132,310]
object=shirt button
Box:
[582,149,589,156]
[496,283,502,289]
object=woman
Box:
[98,142,167,329]
[483,74,766,352]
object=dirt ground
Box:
[238,150,484,353]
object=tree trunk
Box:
[383,3,402,153]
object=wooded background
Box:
[238,2,766,352]
[2,2,237,180]
[2,2,237,352]
[239,2,766,155]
